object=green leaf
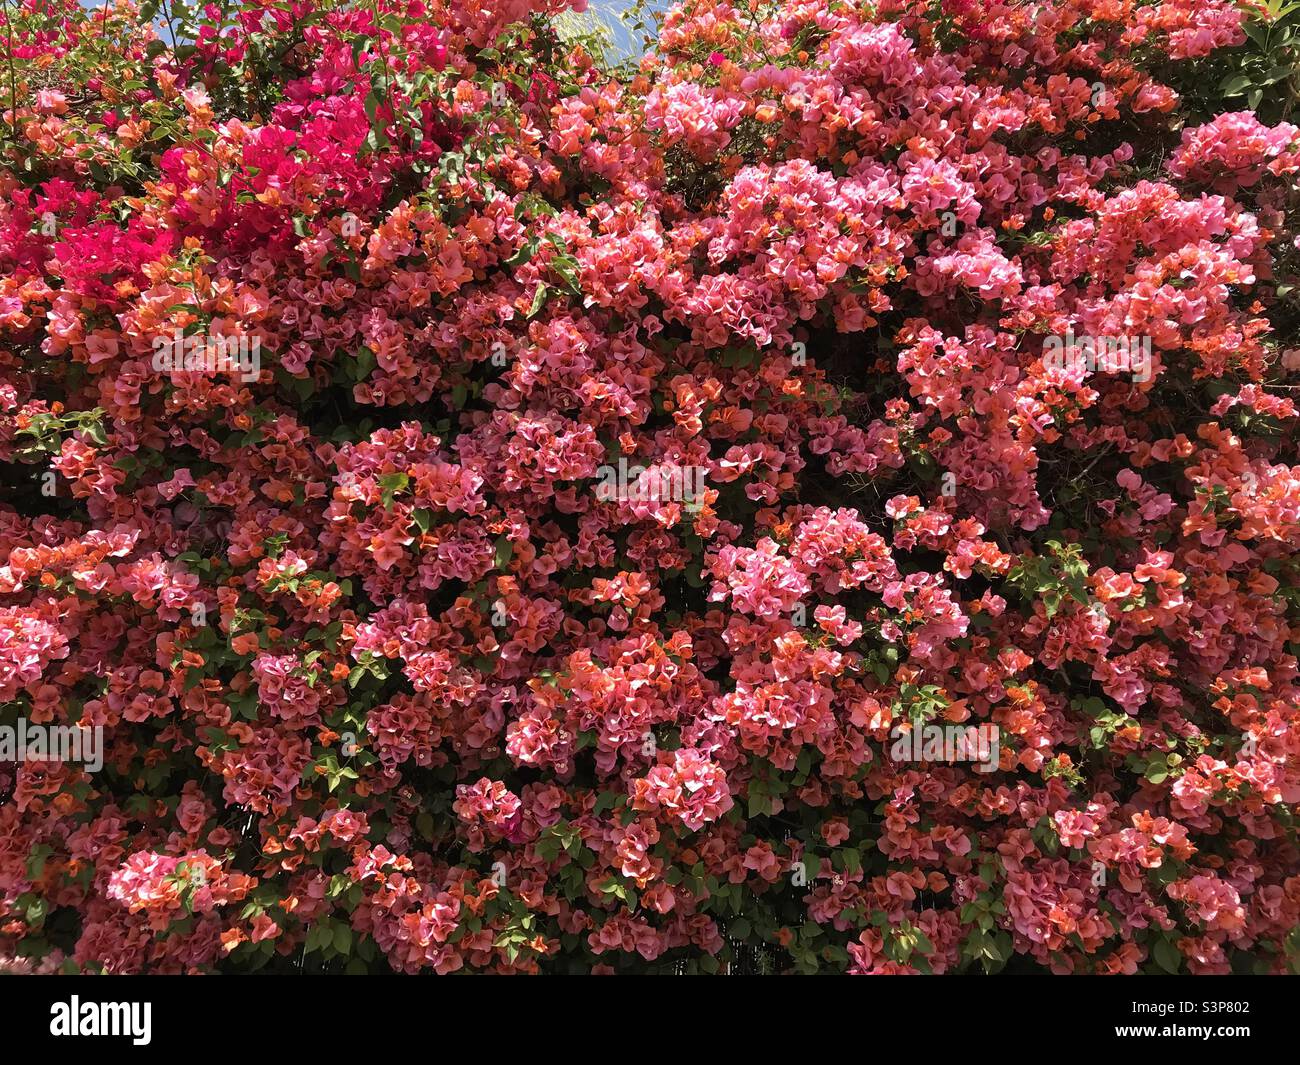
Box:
[504,235,540,267]
[378,471,409,509]
[1153,937,1181,974]
[352,347,377,380]
[26,845,54,880]
[526,283,550,319]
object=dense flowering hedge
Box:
[1,0,1299,975]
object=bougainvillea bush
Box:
[1,0,1299,975]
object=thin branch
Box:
[1,0,18,134]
